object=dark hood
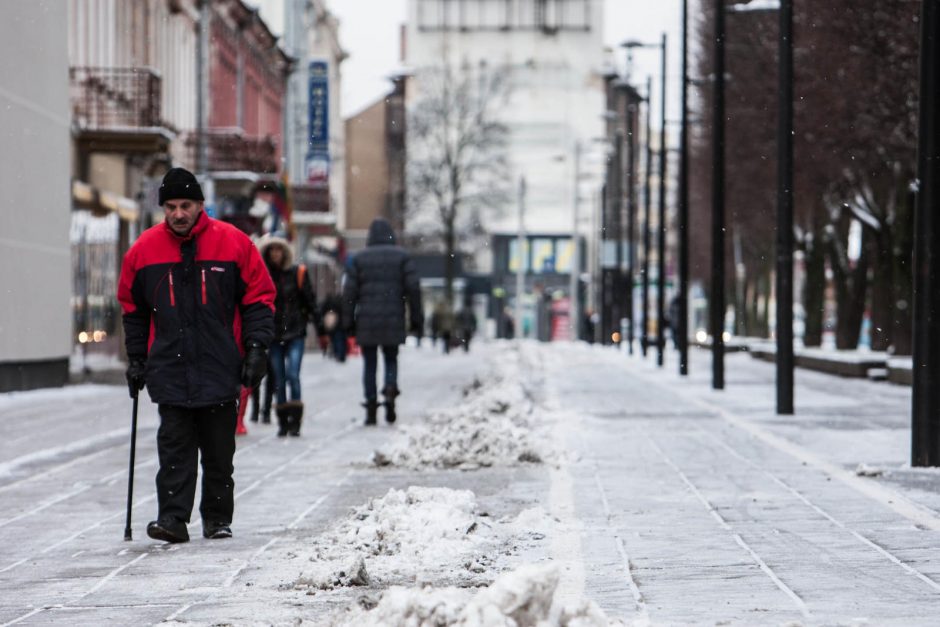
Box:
[366,218,397,246]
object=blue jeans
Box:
[269,337,305,405]
[330,329,347,362]
[361,345,398,402]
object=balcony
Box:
[70,66,172,154]
[186,129,278,175]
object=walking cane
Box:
[124,391,139,541]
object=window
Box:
[417,0,590,32]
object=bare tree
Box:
[407,64,511,305]
[693,0,919,352]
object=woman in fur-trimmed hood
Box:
[258,235,321,436]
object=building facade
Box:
[344,76,407,250]
[0,0,72,391]
[404,0,607,336]
[284,0,347,297]
[64,0,288,383]
[201,0,290,231]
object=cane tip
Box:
[124,532,132,541]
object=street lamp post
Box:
[570,141,582,342]
[611,133,624,346]
[657,33,668,368]
[516,177,526,340]
[678,0,690,376]
[711,0,726,390]
[776,0,795,415]
[623,40,668,363]
[625,100,638,356]
[642,76,653,357]
[912,0,940,466]
[727,0,790,407]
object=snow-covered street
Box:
[2,341,940,625]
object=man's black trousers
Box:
[156,402,236,524]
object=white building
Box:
[404,0,606,246]
[0,0,72,391]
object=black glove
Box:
[125,359,146,398]
[241,341,268,389]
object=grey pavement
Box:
[1,340,940,625]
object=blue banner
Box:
[308,60,329,149]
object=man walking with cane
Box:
[119,167,275,544]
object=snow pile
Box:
[855,463,885,477]
[330,564,617,627]
[373,352,551,470]
[289,486,499,592]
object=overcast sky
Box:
[249,0,686,122]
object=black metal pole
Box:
[626,102,637,355]
[711,0,726,390]
[776,0,794,414]
[613,132,624,345]
[124,393,139,541]
[642,76,653,357]
[912,0,940,466]
[678,0,690,376]
[657,33,668,367]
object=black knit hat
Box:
[158,167,205,206]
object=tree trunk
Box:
[758,272,771,338]
[831,229,869,350]
[867,228,893,352]
[802,230,826,347]
[443,221,456,306]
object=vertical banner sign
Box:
[307,60,330,188]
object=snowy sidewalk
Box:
[557,344,940,624]
[1,341,940,625]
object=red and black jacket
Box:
[118,212,275,407]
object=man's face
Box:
[163,199,203,237]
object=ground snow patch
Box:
[330,563,617,626]
[373,351,551,470]
[855,463,885,477]
[289,486,499,592]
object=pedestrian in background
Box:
[431,299,456,354]
[342,218,423,425]
[119,167,274,544]
[249,366,274,424]
[455,300,477,353]
[259,236,321,437]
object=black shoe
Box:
[147,518,189,544]
[202,521,232,539]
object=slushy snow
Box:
[288,486,503,592]
[331,563,617,626]
[373,350,552,470]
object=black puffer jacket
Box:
[342,219,423,346]
[260,237,320,343]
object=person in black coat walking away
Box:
[342,218,423,425]
[455,301,477,352]
[259,236,321,437]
